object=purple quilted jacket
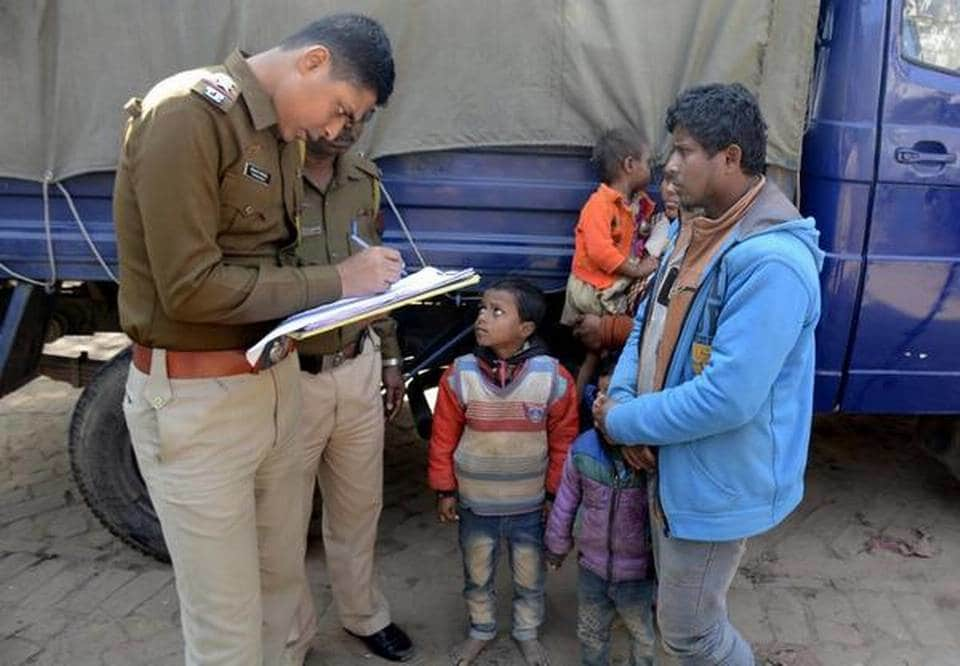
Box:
[545,429,653,582]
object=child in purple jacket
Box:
[544,428,655,665]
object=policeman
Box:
[114,15,401,665]
[283,121,414,662]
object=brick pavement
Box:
[1,377,959,665]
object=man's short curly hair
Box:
[665,83,767,175]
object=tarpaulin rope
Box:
[379,180,428,270]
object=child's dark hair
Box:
[488,278,547,332]
[591,127,648,184]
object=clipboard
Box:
[246,267,480,366]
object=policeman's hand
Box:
[623,446,656,472]
[382,366,405,421]
[337,247,404,297]
[437,496,458,523]
[573,314,604,351]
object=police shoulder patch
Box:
[353,152,382,181]
[191,72,240,113]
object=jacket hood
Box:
[737,180,825,272]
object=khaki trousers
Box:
[124,350,307,666]
[287,342,391,656]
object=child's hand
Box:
[623,445,656,472]
[545,552,564,572]
[542,499,553,523]
[437,496,458,523]
[592,392,614,437]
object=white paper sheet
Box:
[245,266,478,366]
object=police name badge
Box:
[203,85,226,105]
[244,162,271,186]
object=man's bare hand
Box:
[573,314,604,351]
[592,392,614,438]
[437,496,458,523]
[337,247,404,297]
[382,366,405,421]
[622,446,656,472]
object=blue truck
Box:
[0,0,957,561]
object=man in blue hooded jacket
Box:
[594,83,824,664]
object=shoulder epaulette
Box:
[353,152,382,181]
[191,72,240,113]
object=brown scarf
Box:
[652,176,765,389]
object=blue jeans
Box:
[457,507,545,641]
[577,565,655,666]
[648,475,754,665]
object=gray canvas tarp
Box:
[0,0,820,183]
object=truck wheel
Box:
[914,416,960,481]
[69,348,169,562]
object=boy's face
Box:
[475,289,535,358]
[623,149,652,193]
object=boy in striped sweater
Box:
[429,279,579,666]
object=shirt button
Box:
[243,205,254,215]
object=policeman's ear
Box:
[298,45,333,77]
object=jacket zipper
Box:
[654,243,738,539]
[607,473,622,581]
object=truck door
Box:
[843,0,960,412]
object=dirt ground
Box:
[1,345,959,664]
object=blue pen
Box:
[350,220,407,276]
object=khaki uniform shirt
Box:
[114,50,342,350]
[296,152,401,360]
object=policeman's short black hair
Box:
[665,83,767,176]
[591,127,648,185]
[281,13,395,105]
[488,278,547,332]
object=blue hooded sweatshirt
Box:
[605,181,825,541]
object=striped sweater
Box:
[428,351,578,516]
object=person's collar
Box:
[224,49,278,131]
[332,151,365,188]
[692,175,765,231]
[597,183,630,208]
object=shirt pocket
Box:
[218,170,282,235]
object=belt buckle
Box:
[255,336,292,372]
[322,351,344,372]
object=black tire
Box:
[69,348,169,562]
[914,416,960,481]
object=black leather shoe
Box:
[345,623,415,662]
